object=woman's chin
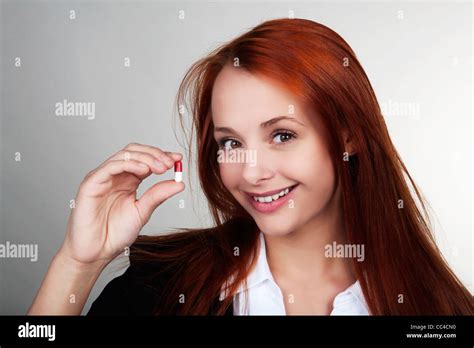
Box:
[254,216,299,237]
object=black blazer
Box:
[87,261,234,316]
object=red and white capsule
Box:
[174,160,183,182]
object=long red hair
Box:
[130,18,473,315]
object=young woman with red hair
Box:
[29,18,473,316]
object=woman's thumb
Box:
[135,180,185,225]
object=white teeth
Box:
[252,186,293,203]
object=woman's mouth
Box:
[244,184,298,214]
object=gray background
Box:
[0,0,472,314]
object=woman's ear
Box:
[342,130,356,155]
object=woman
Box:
[28,18,473,315]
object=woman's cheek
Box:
[306,151,336,208]
[219,163,242,191]
[285,143,335,205]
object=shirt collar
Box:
[237,231,274,293]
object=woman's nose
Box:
[241,149,275,185]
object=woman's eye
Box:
[273,131,296,144]
[219,139,241,150]
[217,131,295,149]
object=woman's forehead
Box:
[211,66,309,127]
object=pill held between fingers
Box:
[174,160,183,182]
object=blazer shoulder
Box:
[87,265,163,316]
[87,232,231,316]
[87,258,171,316]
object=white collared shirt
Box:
[220,232,370,315]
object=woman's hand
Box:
[60,143,185,266]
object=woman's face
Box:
[211,64,338,237]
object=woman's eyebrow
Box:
[214,115,305,134]
[260,115,305,128]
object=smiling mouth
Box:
[247,184,298,203]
